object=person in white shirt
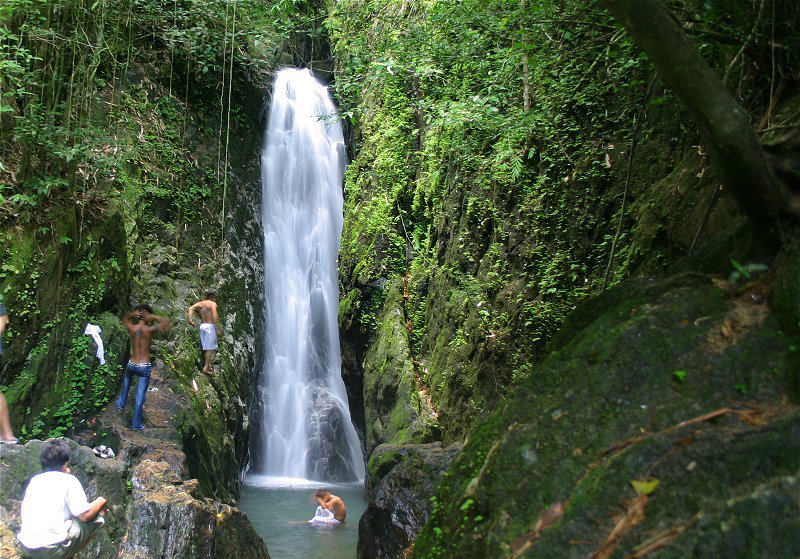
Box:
[16,439,108,559]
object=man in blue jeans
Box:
[116,305,169,430]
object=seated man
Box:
[309,490,346,524]
[16,439,108,559]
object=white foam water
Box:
[254,68,364,484]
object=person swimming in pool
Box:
[307,490,346,524]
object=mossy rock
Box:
[358,441,462,559]
[362,279,439,453]
[412,272,798,559]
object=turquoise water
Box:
[239,475,367,559]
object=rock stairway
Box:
[0,361,269,559]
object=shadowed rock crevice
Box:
[357,442,462,559]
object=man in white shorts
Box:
[16,439,108,558]
[187,291,220,373]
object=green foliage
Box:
[6,229,126,436]
[15,327,122,440]
[728,259,768,283]
[331,0,793,442]
[331,0,654,437]
[0,0,284,230]
[0,0,293,438]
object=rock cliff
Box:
[328,0,800,556]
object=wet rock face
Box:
[119,461,269,559]
[411,271,800,559]
[357,442,462,559]
[361,282,439,455]
[306,387,359,482]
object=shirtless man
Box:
[315,490,346,522]
[116,305,169,430]
[187,291,219,373]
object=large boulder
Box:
[411,270,799,558]
[117,460,268,559]
[358,441,462,559]
[306,386,361,482]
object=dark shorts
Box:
[16,516,104,559]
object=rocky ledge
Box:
[0,361,269,559]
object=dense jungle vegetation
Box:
[332,0,799,447]
[1,0,796,441]
[0,0,280,438]
[0,0,798,556]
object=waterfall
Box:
[255,68,364,483]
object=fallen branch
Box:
[624,525,687,558]
[508,502,565,558]
[590,494,648,559]
[602,407,734,457]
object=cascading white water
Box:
[256,68,364,483]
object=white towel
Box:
[199,323,218,350]
[308,506,340,525]
[83,323,106,365]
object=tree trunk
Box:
[520,0,531,114]
[601,0,799,233]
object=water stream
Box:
[242,67,366,558]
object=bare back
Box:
[324,495,346,522]
[189,299,218,325]
[197,300,218,324]
[126,320,156,363]
[124,310,168,363]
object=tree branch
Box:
[601,0,799,235]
